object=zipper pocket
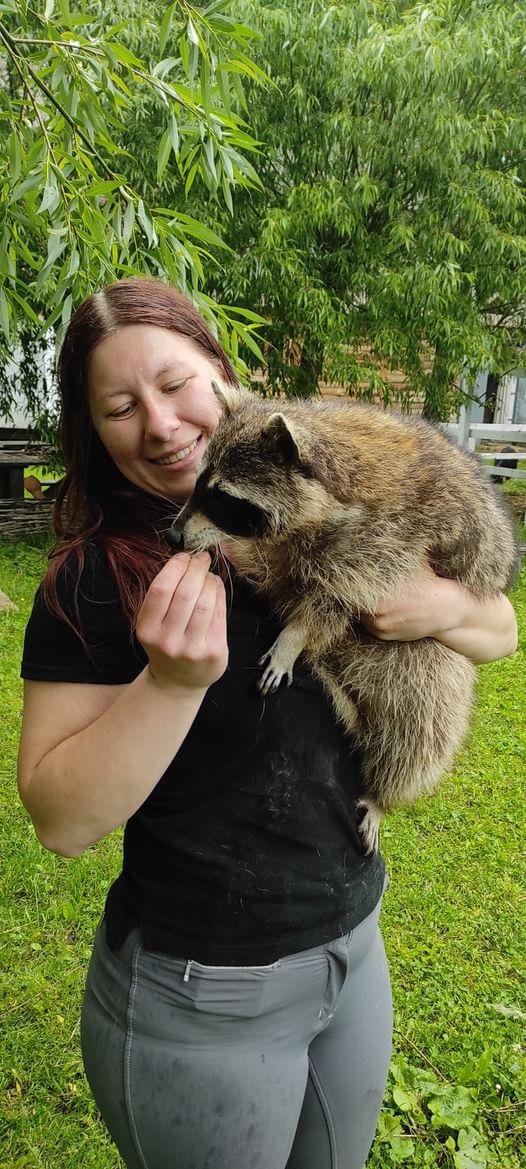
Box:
[183,957,282,981]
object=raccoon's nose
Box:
[166,525,185,552]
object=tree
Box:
[0,0,265,432]
[208,0,526,417]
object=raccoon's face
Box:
[170,465,274,553]
[167,402,315,553]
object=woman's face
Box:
[88,324,223,504]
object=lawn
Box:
[0,533,524,1169]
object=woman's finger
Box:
[183,574,222,645]
[161,553,213,633]
[136,553,194,633]
[208,576,228,647]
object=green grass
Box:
[1,536,525,1168]
[503,477,526,495]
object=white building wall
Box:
[0,341,58,429]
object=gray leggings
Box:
[81,896,392,1169]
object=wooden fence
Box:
[0,441,57,539]
[447,409,526,483]
[0,499,54,540]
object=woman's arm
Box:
[18,673,209,857]
[18,554,228,857]
[361,565,518,664]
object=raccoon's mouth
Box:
[187,528,225,552]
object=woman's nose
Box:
[144,402,180,442]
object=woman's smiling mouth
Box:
[148,436,201,466]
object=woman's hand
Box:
[361,563,517,664]
[361,563,465,641]
[136,552,228,691]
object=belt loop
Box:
[183,959,193,983]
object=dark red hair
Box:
[43,277,238,640]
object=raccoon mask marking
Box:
[191,481,271,540]
[168,465,273,551]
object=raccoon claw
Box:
[258,653,293,694]
[356,800,382,855]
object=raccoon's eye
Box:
[198,484,270,538]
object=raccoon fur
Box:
[167,383,518,853]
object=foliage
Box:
[208,0,526,415]
[0,0,266,431]
[372,1052,522,1167]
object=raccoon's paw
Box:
[258,648,294,695]
[356,799,382,855]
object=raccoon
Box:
[167,382,517,852]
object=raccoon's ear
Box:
[263,412,302,465]
[211,379,242,416]
[264,413,332,490]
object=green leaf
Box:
[84,179,123,198]
[188,41,199,82]
[137,199,157,247]
[41,299,64,331]
[428,1086,476,1132]
[223,53,269,85]
[8,131,22,184]
[187,18,199,47]
[9,173,41,204]
[8,289,41,326]
[203,138,217,184]
[201,0,234,15]
[112,205,122,245]
[235,324,264,361]
[179,33,190,78]
[177,214,228,250]
[123,200,135,243]
[377,1112,403,1141]
[200,57,211,111]
[104,41,143,69]
[51,61,66,91]
[221,147,234,182]
[392,1086,417,1112]
[61,292,73,326]
[169,115,180,156]
[457,1049,492,1086]
[221,173,233,215]
[66,249,80,278]
[0,288,10,341]
[184,163,198,197]
[37,180,60,216]
[453,1127,490,1169]
[47,233,68,268]
[221,305,266,324]
[388,1135,416,1161]
[216,66,231,114]
[156,128,172,183]
[159,3,177,56]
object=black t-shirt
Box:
[21,540,386,964]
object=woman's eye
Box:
[109,405,133,418]
[163,380,188,394]
[108,382,188,418]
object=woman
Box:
[18,278,517,1169]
